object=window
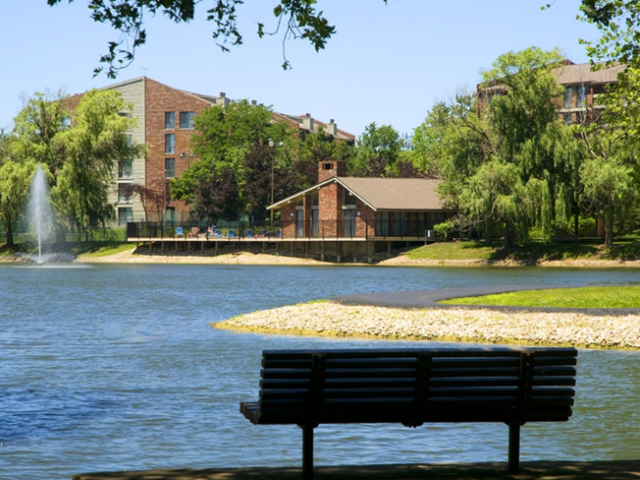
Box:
[118,207,133,226]
[343,190,357,206]
[61,117,72,130]
[563,86,573,109]
[126,134,133,147]
[118,159,133,179]
[118,183,132,203]
[563,112,573,125]
[165,112,175,129]
[165,134,175,154]
[577,85,586,108]
[118,112,132,118]
[165,158,175,178]
[180,111,194,129]
[165,207,176,224]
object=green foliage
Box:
[172,101,296,221]
[433,220,453,239]
[579,0,640,68]
[47,0,345,77]
[350,122,403,177]
[9,89,142,239]
[418,47,574,249]
[0,159,38,246]
[440,286,640,309]
[575,66,640,245]
[52,90,144,232]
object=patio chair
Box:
[246,229,253,238]
[228,229,235,238]
[176,227,184,238]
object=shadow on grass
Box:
[448,239,640,264]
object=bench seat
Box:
[240,346,577,479]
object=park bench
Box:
[240,346,578,479]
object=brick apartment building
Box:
[269,160,454,240]
[478,60,625,124]
[68,77,355,227]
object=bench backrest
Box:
[255,347,577,427]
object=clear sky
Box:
[0,1,600,139]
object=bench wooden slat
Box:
[243,346,578,479]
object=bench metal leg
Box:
[302,425,314,479]
[508,424,520,474]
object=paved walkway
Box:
[334,285,640,316]
[73,460,640,480]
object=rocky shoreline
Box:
[213,301,640,350]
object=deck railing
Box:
[127,219,437,240]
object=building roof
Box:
[78,76,354,140]
[269,176,448,212]
[552,62,626,86]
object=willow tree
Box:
[0,155,37,247]
[577,66,640,245]
[11,90,142,239]
[428,47,574,249]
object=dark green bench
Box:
[240,346,578,479]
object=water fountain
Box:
[26,164,57,264]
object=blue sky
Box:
[0,1,600,139]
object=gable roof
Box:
[269,176,449,212]
[552,62,626,86]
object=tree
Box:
[425,47,574,249]
[171,100,293,220]
[10,90,143,240]
[579,1,640,68]
[0,157,37,247]
[575,66,640,245]
[350,122,403,177]
[47,0,343,77]
[193,165,243,222]
[131,179,170,223]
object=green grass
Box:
[407,241,498,260]
[439,286,640,309]
[406,238,640,263]
[72,241,133,257]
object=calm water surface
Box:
[2,264,640,479]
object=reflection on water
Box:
[1,264,640,480]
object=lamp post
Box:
[268,139,283,230]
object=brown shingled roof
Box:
[339,177,446,210]
[269,177,448,211]
[552,62,626,86]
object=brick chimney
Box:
[302,113,314,132]
[318,160,346,182]
[216,92,230,108]
[326,119,337,136]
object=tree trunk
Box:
[4,215,14,247]
[604,216,614,246]
[503,221,516,250]
[574,214,579,238]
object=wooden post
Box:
[321,241,325,261]
[337,241,341,263]
[508,424,520,474]
[302,425,314,479]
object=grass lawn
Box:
[438,285,640,309]
[406,238,640,263]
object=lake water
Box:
[2,263,640,479]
